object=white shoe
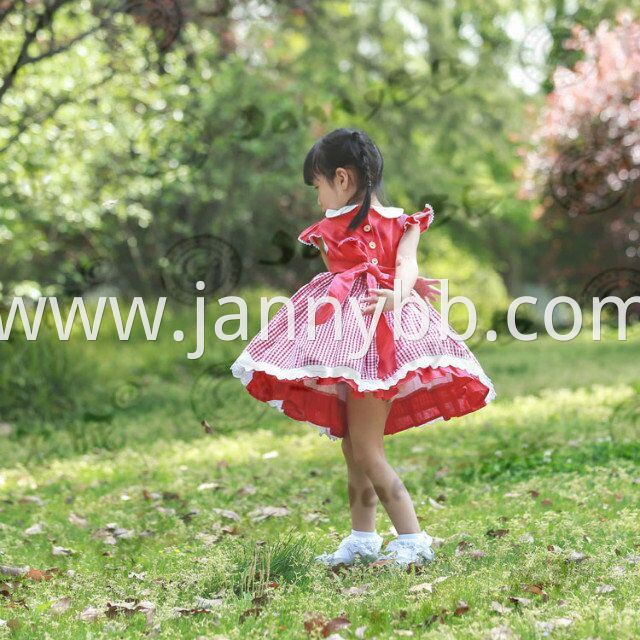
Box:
[315,531,383,566]
[379,531,436,566]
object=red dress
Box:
[230,202,496,440]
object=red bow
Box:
[313,237,398,379]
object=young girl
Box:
[230,128,496,567]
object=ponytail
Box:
[347,130,372,231]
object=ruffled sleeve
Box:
[297,220,324,249]
[400,203,435,234]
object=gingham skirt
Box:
[230,272,496,440]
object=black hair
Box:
[303,127,385,231]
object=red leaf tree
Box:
[518,10,640,309]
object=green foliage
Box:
[0,325,99,427]
[230,529,315,597]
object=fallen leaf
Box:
[455,540,472,555]
[128,572,147,581]
[595,584,615,594]
[172,607,214,618]
[237,485,257,496]
[26,568,57,581]
[262,450,279,459]
[92,523,135,544]
[454,600,469,615]
[197,482,221,492]
[324,615,351,634]
[19,495,44,506]
[50,597,71,615]
[507,596,531,606]
[106,600,156,626]
[566,551,589,563]
[304,511,328,523]
[523,583,548,601]
[248,506,290,521]
[194,597,223,609]
[68,513,88,527]
[221,525,240,535]
[78,606,101,622]
[52,546,75,556]
[0,566,29,577]
[408,582,432,594]
[180,509,200,523]
[341,585,369,596]
[486,529,509,538]
[136,601,156,626]
[303,613,327,635]
[211,508,241,521]
[25,523,44,535]
[490,601,510,614]
[428,497,444,510]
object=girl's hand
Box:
[413,276,441,303]
[360,288,397,315]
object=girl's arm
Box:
[361,223,421,314]
[394,222,420,300]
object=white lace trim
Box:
[325,203,405,218]
[230,351,497,442]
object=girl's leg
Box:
[345,389,421,534]
[341,430,378,531]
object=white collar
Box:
[325,203,405,218]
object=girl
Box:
[230,128,496,567]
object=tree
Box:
[518,9,640,302]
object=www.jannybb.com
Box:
[0,280,637,360]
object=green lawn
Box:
[1,318,639,639]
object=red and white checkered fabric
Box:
[230,204,496,440]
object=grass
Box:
[0,313,639,639]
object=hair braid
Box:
[347,130,372,230]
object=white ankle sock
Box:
[397,532,424,541]
[351,528,378,538]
